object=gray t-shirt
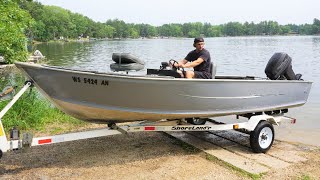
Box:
[185,48,211,73]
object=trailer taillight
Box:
[144,126,155,131]
[38,138,52,144]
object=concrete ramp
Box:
[166,130,307,175]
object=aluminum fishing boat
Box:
[14,53,312,124]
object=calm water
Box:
[35,36,320,132]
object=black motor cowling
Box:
[265,53,301,80]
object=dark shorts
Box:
[194,71,212,79]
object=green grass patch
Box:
[296,174,312,180]
[0,87,86,133]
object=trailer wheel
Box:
[186,118,206,125]
[250,121,274,153]
[0,149,2,159]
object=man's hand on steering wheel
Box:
[169,59,180,70]
[168,59,186,78]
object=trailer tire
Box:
[186,118,206,125]
[0,149,2,159]
[250,121,274,153]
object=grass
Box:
[0,87,86,134]
[1,68,86,134]
[296,174,312,180]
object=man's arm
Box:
[181,58,204,68]
[177,59,188,67]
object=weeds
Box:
[0,86,84,132]
[1,67,86,133]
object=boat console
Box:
[147,59,184,78]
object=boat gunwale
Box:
[14,62,313,84]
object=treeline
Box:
[20,1,320,41]
[1,0,320,64]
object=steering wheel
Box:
[169,59,179,70]
[168,59,186,78]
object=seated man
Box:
[177,37,212,79]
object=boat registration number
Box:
[72,76,109,86]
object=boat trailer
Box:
[0,81,296,159]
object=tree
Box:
[138,24,158,37]
[41,6,73,40]
[69,13,90,38]
[95,23,115,38]
[0,0,34,63]
[184,22,203,37]
[106,19,128,38]
[223,22,244,36]
[312,18,320,34]
[299,24,313,35]
[280,25,291,34]
[266,21,281,35]
[9,0,320,42]
[207,26,222,37]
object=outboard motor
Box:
[265,53,301,80]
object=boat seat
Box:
[209,62,217,79]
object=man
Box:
[178,37,212,79]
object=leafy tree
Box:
[207,26,222,37]
[312,18,320,34]
[69,13,90,38]
[299,24,313,35]
[280,25,291,34]
[106,19,128,38]
[223,22,244,36]
[95,23,115,38]
[266,21,281,35]
[138,24,158,37]
[243,22,257,35]
[0,0,34,64]
[41,6,74,40]
[158,24,170,37]
[286,24,300,34]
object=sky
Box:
[36,0,319,26]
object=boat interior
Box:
[40,52,303,81]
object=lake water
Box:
[35,36,320,145]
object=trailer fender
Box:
[245,115,278,131]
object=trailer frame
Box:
[0,81,296,158]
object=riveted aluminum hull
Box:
[15,62,312,123]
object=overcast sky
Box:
[36,0,319,26]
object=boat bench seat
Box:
[210,62,217,79]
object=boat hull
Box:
[15,62,312,123]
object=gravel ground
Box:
[0,130,319,179]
